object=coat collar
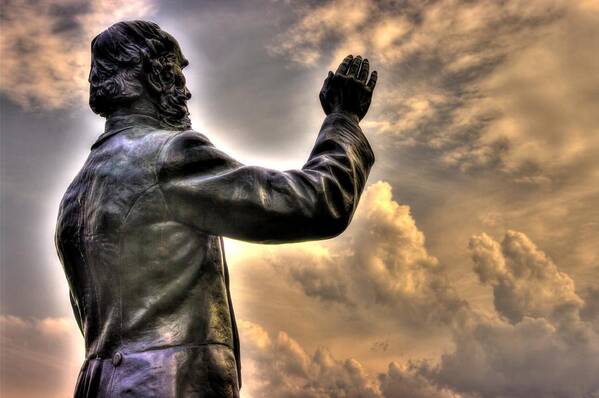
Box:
[92,114,177,150]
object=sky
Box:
[1,0,598,397]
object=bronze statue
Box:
[55,20,377,397]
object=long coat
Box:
[55,112,374,397]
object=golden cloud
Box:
[270,0,599,185]
[230,180,599,397]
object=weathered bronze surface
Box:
[55,20,377,397]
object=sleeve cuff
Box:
[327,111,360,125]
[322,112,375,166]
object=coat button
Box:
[112,351,123,366]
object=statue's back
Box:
[55,116,240,398]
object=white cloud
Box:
[239,319,381,398]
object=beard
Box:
[156,83,192,130]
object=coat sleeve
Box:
[156,112,375,243]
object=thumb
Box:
[325,71,333,82]
[322,71,333,90]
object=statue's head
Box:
[89,21,191,129]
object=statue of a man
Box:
[55,20,377,397]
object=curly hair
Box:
[89,21,191,129]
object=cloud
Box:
[269,0,599,184]
[379,362,461,398]
[267,0,373,67]
[239,319,461,398]
[470,230,584,324]
[423,231,599,398]
[0,315,84,398]
[239,229,599,398]
[239,319,381,398]
[582,287,599,328]
[0,0,157,109]
[445,2,599,181]
[2,1,597,397]
[258,181,468,329]
[234,196,599,397]
[267,0,599,323]
[2,184,596,398]
[428,315,599,398]
[271,0,561,71]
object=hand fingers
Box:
[322,71,333,88]
[336,55,353,75]
[320,71,334,114]
[357,58,369,83]
[367,70,378,91]
[347,55,362,77]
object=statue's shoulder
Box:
[162,129,213,152]
[157,129,218,176]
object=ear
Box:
[145,38,165,54]
[144,55,177,94]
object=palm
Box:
[319,55,378,121]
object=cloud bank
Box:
[236,184,599,398]
[270,0,599,184]
[0,0,156,109]
[2,1,598,397]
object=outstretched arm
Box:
[157,56,378,243]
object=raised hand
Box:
[319,55,378,121]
